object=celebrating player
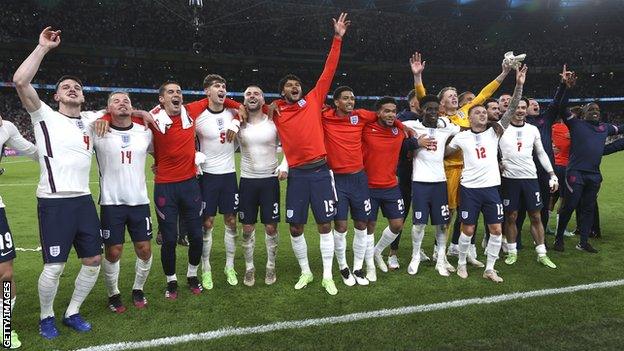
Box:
[237,85,287,286]
[95,92,154,313]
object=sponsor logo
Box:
[391,127,399,135]
[286,209,294,218]
[101,229,111,239]
[350,115,359,125]
[297,99,307,107]
[497,216,504,221]
[414,211,422,219]
[461,211,469,219]
[503,199,510,206]
[0,250,13,257]
[49,246,61,257]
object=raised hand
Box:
[409,52,426,76]
[516,64,528,85]
[560,64,577,88]
[39,26,61,50]
[501,57,512,74]
[333,12,351,38]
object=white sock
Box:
[320,233,334,279]
[333,230,348,270]
[38,263,65,320]
[458,232,471,266]
[364,234,375,270]
[224,226,237,269]
[435,225,447,266]
[266,232,278,269]
[535,244,547,257]
[411,224,426,261]
[374,226,399,255]
[102,258,120,297]
[507,242,518,254]
[242,230,256,271]
[290,235,311,274]
[186,263,199,277]
[486,234,502,271]
[65,264,100,318]
[133,255,152,291]
[352,228,368,271]
[166,274,177,283]
[202,227,213,272]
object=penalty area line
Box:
[75,278,624,351]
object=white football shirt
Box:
[499,123,543,179]
[403,118,460,182]
[238,115,282,179]
[93,122,152,205]
[29,102,102,198]
[0,121,38,208]
[195,107,238,174]
[448,126,501,188]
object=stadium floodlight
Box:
[189,0,203,8]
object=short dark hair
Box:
[483,98,498,109]
[458,91,474,104]
[374,96,397,111]
[107,91,130,104]
[203,74,226,89]
[437,86,457,100]
[332,86,353,101]
[245,84,263,91]
[468,104,485,116]
[278,74,301,93]
[55,75,83,91]
[158,80,181,96]
[418,94,439,107]
[406,89,417,102]
[520,97,530,106]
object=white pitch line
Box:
[74,278,624,351]
[0,159,32,164]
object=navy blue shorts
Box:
[554,165,567,198]
[501,177,543,212]
[334,170,371,222]
[459,186,503,225]
[238,177,280,224]
[285,163,337,224]
[100,204,152,245]
[200,172,239,217]
[411,181,450,225]
[0,208,16,263]
[369,186,405,221]
[154,177,204,244]
[37,195,102,264]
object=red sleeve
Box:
[185,98,209,119]
[131,116,145,125]
[359,109,377,123]
[101,113,112,121]
[308,36,342,105]
[224,98,241,109]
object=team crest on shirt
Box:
[350,115,359,125]
[76,120,85,130]
[391,127,399,135]
[414,211,422,219]
[217,118,225,130]
[49,246,60,257]
[287,209,294,218]
[461,211,469,219]
[297,99,307,107]
[503,199,510,206]
[121,134,131,144]
[101,229,111,239]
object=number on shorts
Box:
[535,191,541,203]
[0,232,14,251]
[324,200,335,213]
[273,203,279,215]
[364,199,372,212]
[234,193,240,206]
[145,217,152,231]
[397,199,405,211]
[496,204,504,216]
[441,204,450,217]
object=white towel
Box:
[149,104,193,134]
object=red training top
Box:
[362,121,405,188]
[552,121,571,167]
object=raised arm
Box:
[498,65,527,132]
[310,13,350,102]
[13,27,61,113]
[467,58,512,109]
[604,138,624,156]
[546,65,577,118]
[409,52,426,99]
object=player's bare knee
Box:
[389,219,404,234]
[353,220,367,231]
[265,223,277,236]
[105,244,123,262]
[488,224,503,236]
[134,242,152,260]
[82,255,102,267]
[290,224,304,236]
[334,220,347,233]
[242,224,255,235]
[528,211,542,224]
[317,222,331,235]
[203,216,215,229]
[367,221,376,234]
[224,213,237,229]
[0,264,13,282]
